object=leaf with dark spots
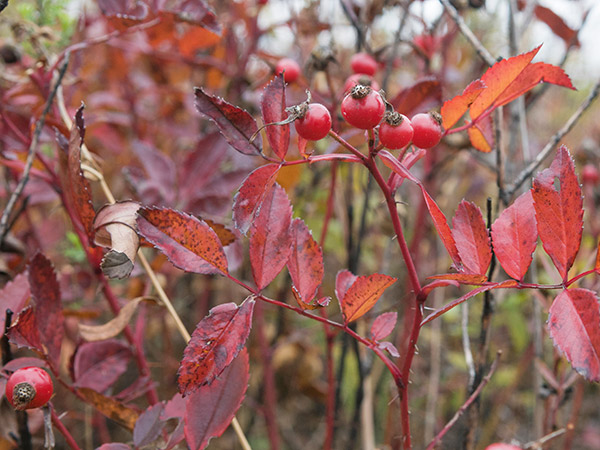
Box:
[28,253,64,367]
[0,272,30,332]
[73,340,132,392]
[249,184,293,290]
[177,297,254,395]
[194,87,262,156]
[451,201,492,276]
[287,218,323,305]
[184,348,249,450]
[371,312,397,341]
[232,164,281,235]
[261,74,290,160]
[137,207,228,275]
[491,191,538,280]
[338,272,397,324]
[548,289,600,381]
[58,105,96,242]
[532,146,583,281]
[79,388,140,431]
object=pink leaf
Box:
[0,272,30,332]
[249,184,293,290]
[452,201,492,275]
[491,191,538,280]
[335,270,358,304]
[532,146,583,281]
[287,218,323,304]
[194,87,262,156]
[184,348,249,450]
[232,164,281,235]
[548,289,600,381]
[73,340,132,392]
[261,75,289,160]
[137,207,228,275]
[371,312,397,341]
[338,273,397,323]
[177,298,254,395]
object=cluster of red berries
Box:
[5,366,54,410]
[273,52,443,148]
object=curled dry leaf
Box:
[93,201,141,279]
[78,387,140,431]
[78,296,157,342]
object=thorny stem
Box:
[425,351,502,450]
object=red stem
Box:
[50,406,82,450]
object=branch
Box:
[425,350,502,450]
[0,53,70,245]
[504,77,600,201]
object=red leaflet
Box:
[421,280,517,326]
[371,312,397,341]
[532,146,583,281]
[420,279,460,299]
[390,78,442,117]
[7,307,43,355]
[378,150,421,184]
[133,403,164,448]
[596,240,600,274]
[177,298,254,395]
[485,444,523,450]
[184,348,249,450]
[261,74,290,160]
[58,105,95,242]
[441,79,486,130]
[491,190,538,280]
[548,289,600,381]
[337,272,397,324]
[194,87,262,156]
[73,340,132,392]
[493,62,574,108]
[0,272,29,332]
[534,5,580,47]
[467,114,494,153]
[335,270,358,303]
[470,47,540,119]
[451,201,492,276]
[137,207,228,275]
[249,184,293,290]
[427,273,487,284]
[287,218,323,305]
[28,253,64,367]
[232,164,280,235]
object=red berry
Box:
[410,112,443,149]
[294,103,332,141]
[582,164,600,185]
[379,113,413,149]
[342,74,380,95]
[275,58,301,83]
[341,86,385,130]
[6,367,53,410]
[350,52,378,76]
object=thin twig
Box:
[438,0,496,67]
[426,350,502,450]
[504,78,600,201]
[524,425,571,450]
[0,53,70,244]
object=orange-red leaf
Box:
[137,207,228,275]
[534,5,580,47]
[548,289,600,381]
[338,273,397,323]
[470,46,540,119]
[467,115,494,153]
[452,201,492,276]
[287,218,323,304]
[531,146,583,281]
[390,78,442,117]
[426,273,488,284]
[422,187,462,269]
[441,79,486,130]
[249,184,293,290]
[261,75,289,160]
[491,190,538,280]
[177,298,254,395]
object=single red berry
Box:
[379,113,413,149]
[275,58,301,83]
[411,112,443,149]
[342,74,380,95]
[350,52,378,76]
[582,164,600,185]
[5,367,53,410]
[294,103,332,141]
[341,86,385,130]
